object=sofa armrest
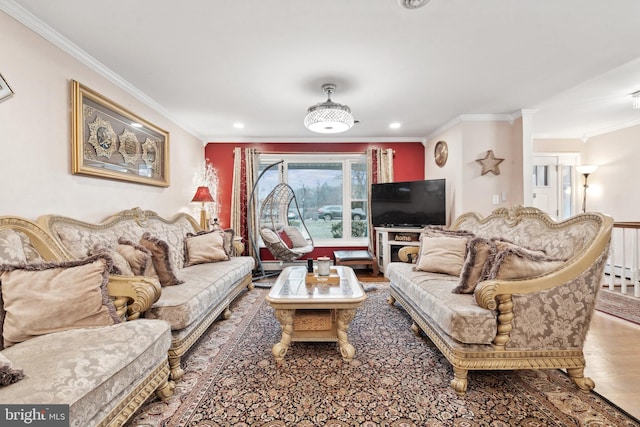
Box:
[107,275,162,320]
[398,246,419,263]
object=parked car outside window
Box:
[317,205,366,221]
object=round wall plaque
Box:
[434,140,448,167]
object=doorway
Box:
[532,154,579,221]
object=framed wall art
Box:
[0,73,14,103]
[71,80,170,187]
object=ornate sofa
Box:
[38,207,255,381]
[0,216,174,427]
[386,206,613,395]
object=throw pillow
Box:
[261,228,280,244]
[414,226,474,267]
[14,230,44,263]
[0,353,24,386]
[414,235,467,276]
[90,243,134,276]
[139,232,184,287]
[116,237,152,276]
[0,229,27,264]
[452,237,496,294]
[283,226,308,248]
[487,242,565,280]
[222,228,235,255]
[184,230,229,266]
[0,254,122,348]
[278,230,294,248]
[0,352,25,386]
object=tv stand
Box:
[375,227,423,276]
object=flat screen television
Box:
[371,179,446,227]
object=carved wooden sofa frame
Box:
[0,216,174,426]
[387,206,613,396]
[38,207,255,381]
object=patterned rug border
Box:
[128,282,640,427]
[595,288,640,325]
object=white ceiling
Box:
[4,0,640,142]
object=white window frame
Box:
[259,153,368,247]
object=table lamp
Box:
[191,186,214,229]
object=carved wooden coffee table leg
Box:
[272,309,295,363]
[336,309,357,362]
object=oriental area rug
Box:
[127,284,639,427]
[595,287,640,325]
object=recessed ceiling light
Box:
[233,122,245,129]
[389,122,401,129]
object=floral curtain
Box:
[230,148,258,259]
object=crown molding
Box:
[427,112,522,141]
[0,0,204,142]
[532,117,640,141]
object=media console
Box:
[375,226,423,275]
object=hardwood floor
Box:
[584,310,640,420]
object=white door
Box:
[532,154,579,221]
[532,156,558,219]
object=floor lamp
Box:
[576,165,598,213]
[191,186,214,230]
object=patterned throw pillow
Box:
[90,243,134,276]
[184,230,229,266]
[116,237,151,276]
[139,232,184,287]
[0,254,122,348]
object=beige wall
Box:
[427,118,524,222]
[582,125,640,222]
[0,12,204,222]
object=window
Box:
[258,153,368,246]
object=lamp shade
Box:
[191,186,214,203]
[576,165,598,175]
[304,84,354,134]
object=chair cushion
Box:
[0,319,171,427]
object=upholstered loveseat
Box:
[0,216,174,427]
[38,207,255,381]
[386,206,612,395]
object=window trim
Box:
[258,153,368,247]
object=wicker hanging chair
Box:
[259,183,314,262]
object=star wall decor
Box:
[476,150,504,176]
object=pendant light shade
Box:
[304,84,354,134]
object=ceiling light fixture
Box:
[304,83,354,134]
[632,90,640,110]
[397,0,431,9]
[389,122,401,129]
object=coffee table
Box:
[266,265,366,362]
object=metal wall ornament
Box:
[476,150,504,176]
[0,73,14,103]
[72,80,170,187]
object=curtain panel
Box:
[367,148,394,253]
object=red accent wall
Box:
[204,141,425,257]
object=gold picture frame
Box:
[71,80,170,187]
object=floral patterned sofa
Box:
[38,207,255,381]
[386,206,613,396]
[0,216,174,427]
